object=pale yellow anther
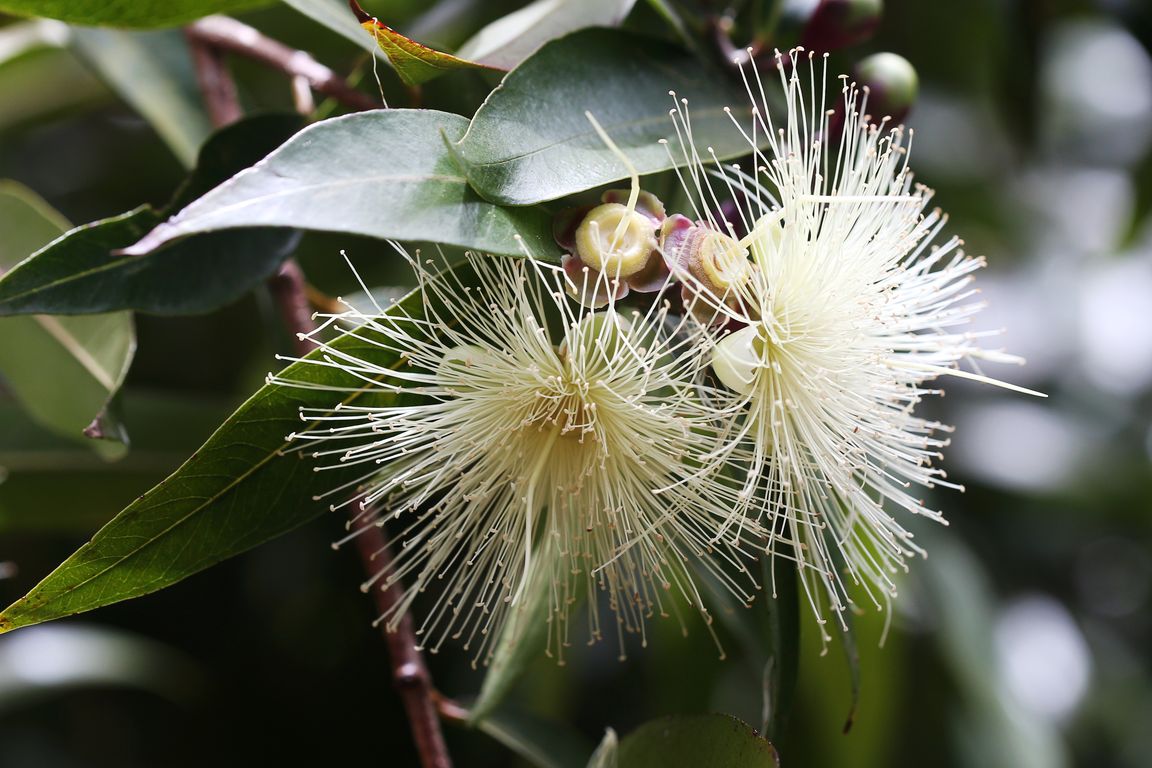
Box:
[575,203,657,278]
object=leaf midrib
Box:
[2,348,404,620]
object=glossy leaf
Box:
[615,714,779,767]
[120,110,556,259]
[760,555,800,742]
[456,0,637,71]
[282,0,387,59]
[353,1,491,86]
[0,0,274,29]
[0,282,424,634]
[0,114,305,316]
[586,729,619,768]
[473,706,592,768]
[70,27,212,168]
[822,529,862,735]
[0,182,134,457]
[456,28,753,205]
[469,548,553,724]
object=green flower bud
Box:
[855,52,918,123]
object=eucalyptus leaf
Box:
[822,530,862,735]
[282,0,388,59]
[832,602,862,734]
[456,28,753,205]
[0,114,305,316]
[455,0,638,71]
[70,27,212,168]
[0,0,275,29]
[0,182,134,457]
[120,110,556,259]
[615,714,779,768]
[473,706,592,768]
[469,543,554,724]
[354,2,492,86]
[0,280,428,634]
[760,554,799,742]
[586,729,619,768]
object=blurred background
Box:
[2,0,1151,766]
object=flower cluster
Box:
[276,49,1032,661]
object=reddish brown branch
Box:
[185,29,242,127]
[186,15,379,112]
[267,260,317,358]
[354,526,454,768]
[268,261,455,768]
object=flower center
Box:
[575,202,658,278]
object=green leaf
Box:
[282,0,388,60]
[353,2,492,86]
[759,555,799,742]
[70,27,212,168]
[0,182,134,457]
[615,715,778,768]
[472,706,592,768]
[0,114,305,316]
[119,110,557,259]
[0,0,275,29]
[456,0,637,71]
[831,603,862,735]
[0,281,425,634]
[456,28,753,205]
[586,729,619,768]
[821,529,861,735]
[469,542,554,724]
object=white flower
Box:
[273,249,762,662]
[661,50,1041,639]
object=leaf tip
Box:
[114,225,172,258]
[349,0,373,25]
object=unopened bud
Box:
[855,52,918,123]
[711,325,762,395]
[802,0,883,53]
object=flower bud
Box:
[801,0,883,53]
[855,52,918,123]
[711,325,762,395]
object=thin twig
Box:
[190,22,449,764]
[268,261,456,768]
[185,29,242,127]
[186,15,380,112]
[354,525,455,768]
[267,260,317,358]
